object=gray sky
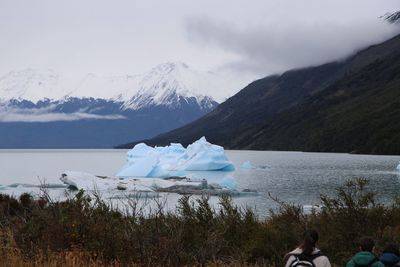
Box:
[0,0,399,77]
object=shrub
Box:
[0,177,399,266]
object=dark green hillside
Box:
[244,50,400,154]
[119,34,400,154]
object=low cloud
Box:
[185,16,400,76]
[0,106,126,122]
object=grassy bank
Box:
[1,178,400,266]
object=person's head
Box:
[383,243,400,256]
[359,237,375,252]
[300,229,319,255]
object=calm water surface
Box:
[1,149,400,215]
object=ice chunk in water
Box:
[241,161,256,169]
[116,137,235,178]
[240,161,270,170]
[222,177,238,190]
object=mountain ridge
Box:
[0,62,247,110]
[119,33,400,155]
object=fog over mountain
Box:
[185,11,400,75]
[0,0,399,79]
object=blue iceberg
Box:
[116,137,235,178]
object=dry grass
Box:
[0,231,271,267]
[0,229,112,267]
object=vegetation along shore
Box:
[1,178,400,266]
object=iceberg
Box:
[397,162,400,171]
[117,143,159,177]
[58,138,256,198]
[59,171,256,197]
[116,137,235,178]
[60,171,152,192]
[60,171,201,192]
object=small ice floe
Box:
[0,183,67,199]
[396,161,400,171]
[116,137,235,178]
[60,171,257,197]
[60,171,156,193]
[240,161,270,170]
[222,177,238,190]
[241,161,256,169]
[7,183,67,189]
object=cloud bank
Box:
[185,16,400,75]
[0,106,126,122]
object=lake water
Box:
[1,149,400,216]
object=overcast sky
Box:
[0,0,399,78]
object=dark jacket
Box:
[379,252,400,267]
[346,251,385,267]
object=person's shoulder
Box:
[320,255,330,261]
[284,248,302,259]
[283,248,300,267]
[284,255,294,267]
[372,260,385,267]
[316,255,331,266]
[315,254,328,260]
[345,258,355,267]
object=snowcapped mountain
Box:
[70,73,140,102]
[0,62,248,148]
[122,62,227,110]
[0,62,243,110]
[0,69,66,102]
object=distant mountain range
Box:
[122,12,400,155]
[0,62,246,148]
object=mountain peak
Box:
[123,61,212,110]
[0,68,63,102]
[2,68,59,78]
[381,11,400,24]
[150,62,190,74]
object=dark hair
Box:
[383,243,400,256]
[360,237,375,252]
[300,229,319,255]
